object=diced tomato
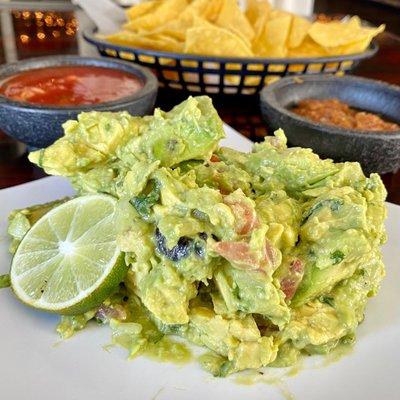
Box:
[213,241,258,269]
[210,154,220,162]
[280,277,298,300]
[291,258,303,274]
[224,197,258,235]
[280,258,304,300]
[212,238,278,272]
[95,304,127,322]
[264,240,277,267]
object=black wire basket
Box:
[83,28,378,96]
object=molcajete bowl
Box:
[0,55,158,148]
[260,75,400,174]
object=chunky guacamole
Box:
[9,96,387,376]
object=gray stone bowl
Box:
[260,75,400,174]
[0,55,158,148]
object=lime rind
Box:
[10,194,127,315]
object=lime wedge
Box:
[10,194,126,315]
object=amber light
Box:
[12,9,79,59]
[13,10,78,35]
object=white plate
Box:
[1,125,399,400]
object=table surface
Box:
[0,2,400,205]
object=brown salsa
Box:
[0,65,144,106]
[292,98,399,132]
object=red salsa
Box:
[0,66,144,106]
[292,98,399,132]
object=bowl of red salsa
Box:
[260,75,400,174]
[0,55,158,148]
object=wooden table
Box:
[1,4,400,205]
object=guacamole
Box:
[11,96,386,376]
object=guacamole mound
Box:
[19,96,386,376]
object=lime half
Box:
[10,194,126,315]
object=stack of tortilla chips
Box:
[105,0,384,58]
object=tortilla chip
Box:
[144,13,196,42]
[182,0,222,20]
[251,11,267,41]
[288,16,311,49]
[246,0,271,26]
[204,0,225,22]
[185,25,253,57]
[191,15,215,29]
[309,16,385,47]
[149,24,187,42]
[347,15,362,29]
[325,37,373,56]
[253,14,292,57]
[126,1,160,20]
[229,26,252,49]
[106,31,184,52]
[215,0,255,42]
[105,0,384,61]
[268,9,292,20]
[288,36,328,58]
[124,0,188,32]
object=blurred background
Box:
[0,0,397,66]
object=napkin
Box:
[72,0,126,34]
